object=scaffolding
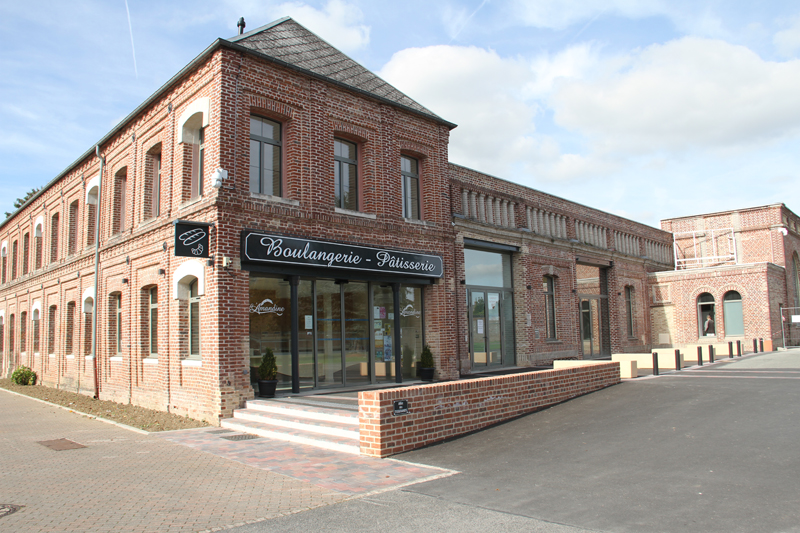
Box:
[673,228,737,269]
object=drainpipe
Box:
[91,145,104,398]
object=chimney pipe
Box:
[237,17,246,35]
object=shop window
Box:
[22,233,29,275]
[250,116,282,196]
[723,291,744,336]
[401,155,420,220]
[20,311,27,353]
[34,223,42,269]
[543,275,557,340]
[32,309,40,354]
[144,144,162,220]
[113,168,127,234]
[48,305,57,354]
[68,200,79,255]
[625,286,635,338]
[11,240,18,279]
[144,287,158,358]
[65,301,75,355]
[334,138,358,211]
[50,213,60,263]
[697,293,715,337]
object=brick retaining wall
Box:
[358,362,620,457]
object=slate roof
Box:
[228,18,451,126]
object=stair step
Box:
[246,399,359,425]
[221,418,361,454]
[232,408,360,439]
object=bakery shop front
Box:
[242,231,444,393]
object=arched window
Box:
[108,293,122,356]
[32,308,40,354]
[48,305,57,355]
[50,213,60,263]
[113,168,128,234]
[144,144,162,219]
[34,219,43,270]
[68,200,79,255]
[697,293,715,337]
[20,311,27,353]
[723,291,744,336]
[179,98,210,201]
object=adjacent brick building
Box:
[0,18,792,423]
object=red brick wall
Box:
[359,362,620,457]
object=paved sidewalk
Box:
[0,390,451,533]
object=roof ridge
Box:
[227,16,292,43]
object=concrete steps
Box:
[221,396,361,454]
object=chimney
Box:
[237,17,246,35]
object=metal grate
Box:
[1,504,23,519]
[207,429,234,435]
[37,439,86,451]
[220,434,260,441]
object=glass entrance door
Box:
[580,298,603,358]
[470,290,507,367]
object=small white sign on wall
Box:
[477,319,484,335]
[792,315,800,323]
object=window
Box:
[86,201,97,246]
[22,233,29,275]
[50,213,59,263]
[48,305,56,354]
[34,225,42,269]
[723,291,744,336]
[189,280,200,358]
[334,138,357,211]
[543,275,556,340]
[250,116,282,196]
[697,293,715,337]
[83,299,93,356]
[108,294,122,355]
[32,309,40,354]
[191,128,205,199]
[144,145,162,219]
[401,155,420,220]
[113,168,127,234]
[9,314,15,354]
[0,316,4,353]
[65,301,75,355]
[148,287,158,357]
[2,252,6,284]
[11,240,18,279]
[19,311,27,353]
[68,200,79,255]
[625,286,635,338]
[793,255,800,308]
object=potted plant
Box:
[257,347,278,398]
[418,344,435,382]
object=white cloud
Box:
[774,15,800,58]
[268,0,370,53]
[552,37,800,153]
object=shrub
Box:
[258,347,277,380]
[11,366,37,386]
[420,344,434,369]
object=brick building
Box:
[649,204,800,351]
[0,17,781,424]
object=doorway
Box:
[580,298,603,358]
[468,289,513,367]
[576,263,610,358]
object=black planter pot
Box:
[419,368,434,382]
[257,379,278,398]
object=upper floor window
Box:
[50,213,60,263]
[144,145,162,219]
[250,116,282,196]
[68,200,79,255]
[401,156,420,220]
[34,223,42,270]
[11,240,18,279]
[334,138,357,211]
[1,246,6,283]
[190,129,205,199]
[179,97,209,202]
[22,233,29,275]
[113,168,127,234]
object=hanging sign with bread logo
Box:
[174,221,211,258]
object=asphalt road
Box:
[232,349,800,533]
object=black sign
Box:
[393,400,410,416]
[242,231,444,278]
[175,222,210,258]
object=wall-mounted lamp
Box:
[158,269,165,276]
[780,227,789,236]
[459,280,466,285]
[122,278,129,284]
[527,285,532,290]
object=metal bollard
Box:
[759,338,764,352]
[728,341,733,358]
[698,346,703,366]
[736,340,741,356]
[709,345,715,363]
[652,352,659,376]
[675,349,681,370]
[753,339,758,353]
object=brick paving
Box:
[0,389,455,532]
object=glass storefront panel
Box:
[471,292,487,364]
[502,290,515,366]
[399,286,423,380]
[373,285,395,383]
[487,292,502,365]
[344,282,370,386]
[298,280,314,388]
[249,276,292,388]
[464,249,511,287]
[316,279,342,387]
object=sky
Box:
[2,0,800,228]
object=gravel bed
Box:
[0,378,210,432]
